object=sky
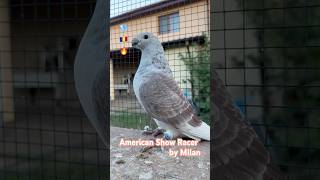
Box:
[110,0,162,17]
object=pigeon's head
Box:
[131,32,162,50]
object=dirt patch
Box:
[110,127,210,180]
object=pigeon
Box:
[132,32,210,141]
[132,32,286,179]
[74,0,109,146]
[212,69,287,180]
[74,1,286,175]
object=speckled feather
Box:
[133,32,210,141]
[212,70,287,180]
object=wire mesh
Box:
[0,0,319,179]
[212,0,320,179]
[0,1,108,179]
[110,0,211,131]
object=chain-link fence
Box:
[110,0,211,131]
[212,0,320,179]
[0,0,320,179]
[0,1,108,179]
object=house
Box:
[0,0,210,124]
[109,0,210,100]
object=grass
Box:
[110,111,210,129]
[110,111,152,129]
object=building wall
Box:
[110,45,201,99]
[10,21,88,108]
[110,0,209,99]
[110,0,209,50]
[11,22,87,68]
[112,62,137,84]
[165,46,196,90]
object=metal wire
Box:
[110,0,210,130]
[0,0,107,179]
[212,0,320,179]
[0,0,319,179]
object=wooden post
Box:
[0,0,15,126]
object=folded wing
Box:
[212,70,286,180]
[139,73,209,140]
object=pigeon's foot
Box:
[142,127,165,137]
[152,128,165,137]
[141,127,166,153]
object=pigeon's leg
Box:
[140,126,166,153]
[152,128,165,137]
[142,127,165,137]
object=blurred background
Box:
[212,0,320,179]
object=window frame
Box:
[159,12,180,34]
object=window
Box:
[159,12,180,34]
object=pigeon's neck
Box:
[137,43,172,75]
[139,45,165,67]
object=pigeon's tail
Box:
[183,121,210,141]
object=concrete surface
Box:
[110,127,210,180]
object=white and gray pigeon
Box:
[132,32,210,141]
[132,32,286,180]
[74,2,286,175]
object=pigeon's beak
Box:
[132,38,139,47]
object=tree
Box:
[179,36,210,123]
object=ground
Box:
[110,127,210,180]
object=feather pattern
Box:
[139,72,204,129]
[212,70,286,179]
[132,32,286,179]
[133,32,210,140]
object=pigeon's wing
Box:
[74,0,109,146]
[212,70,286,180]
[139,73,209,140]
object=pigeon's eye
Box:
[144,35,149,39]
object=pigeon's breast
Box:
[133,65,158,96]
[133,72,143,103]
[133,67,152,105]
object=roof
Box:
[110,0,202,26]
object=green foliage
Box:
[111,111,150,129]
[179,36,210,123]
